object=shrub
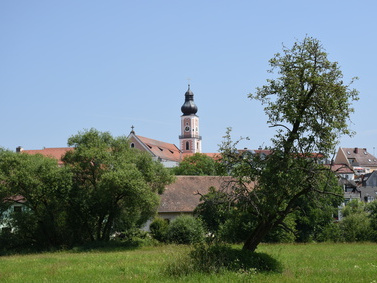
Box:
[165,243,282,276]
[166,215,204,245]
[190,243,282,273]
[112,228,157,247]
[340,212,373,242]
[149,217,169,242]
[316,222,343,242]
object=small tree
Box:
[149,217,169,242]
[166,215,204,244]
[217,36,358,252]
[340,200,374,242]
[0,150,73,248]
[173,153,225,176]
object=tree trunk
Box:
[102,213,114,241]
[96,216,104,241]
[243,220,275,252]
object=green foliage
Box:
[190,244,282,273]
[172,153,225,176]
[149,217,169,242]
[316,222,343,242]
[166,215,205,244]
[0,129,175,250]
[217,212,254,243]
[62,128,175,243]
[195,189,296,244]
[340,212,373,242]
[263,214,296,243]
[111,228,157,247]
[366,200,377,240]
[293,190,342,242]
[339,200,374,242]
[216,36,357,252]
[166,243,282,276]
[194,186,231,234]
[1,243,377,281]
[0,150,73,249]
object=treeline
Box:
[148,198,377,245]
[0,129,174,252]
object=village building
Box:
[9,86,377,229]
[335,147,377,175]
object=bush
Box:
[165,243,282,276]
[112,228,157,247]
[340,212,373,242]
[149,217,169,242]
[316,222,343,242]
[166,215,204,245]
[190,243,283,273]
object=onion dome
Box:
[181,84,198,115]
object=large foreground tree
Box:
[219,37,358,252]
[62,129,175,242]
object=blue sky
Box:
[1,1,376,155]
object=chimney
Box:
[354,147,358,154]
[16,146,23,153]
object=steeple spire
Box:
[181,84,198,115]
[179,85,201,153]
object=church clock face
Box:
[185,126,190,132]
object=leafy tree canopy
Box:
[216,36,358,252]
[172,153,225,176]
[62,128,175,242]
[0,129,175,249]
[0,150,73,248]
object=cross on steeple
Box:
[130,125,135,134]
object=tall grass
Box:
[0,243,376,282]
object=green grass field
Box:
[0,243,376,282]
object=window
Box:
[130,143,135,148]
[186,141,190,150]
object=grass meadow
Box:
[0,243,376,282]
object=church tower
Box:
[179,85,202,153]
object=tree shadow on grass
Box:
[0,240,153,256]
[165,243,283,277]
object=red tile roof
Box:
[181,152,221,160]
[22,147,72,165]
[329,164,354,174]
[159,176,247,213]
[136,135,182,162]
[341,147,377,167]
